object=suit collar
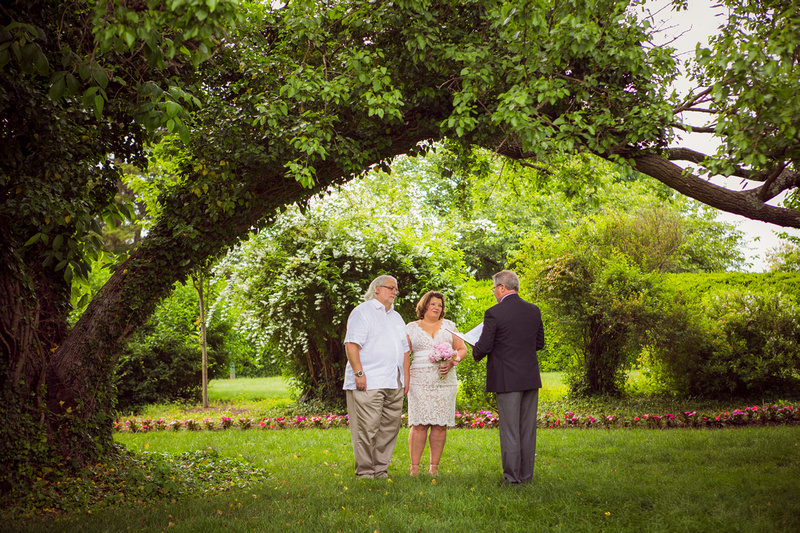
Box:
[500,292,520,303]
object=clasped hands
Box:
[438,359,457,376]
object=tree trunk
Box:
[0,249,71,488]
[192,269,209,409]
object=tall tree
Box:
[1,0,243,483]
[2,0,799,482]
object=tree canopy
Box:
[2,0,800,481]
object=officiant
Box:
[472,270,546,485]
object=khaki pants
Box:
[346,386,404,478]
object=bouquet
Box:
[430,342,457,379]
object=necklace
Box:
[421,319,439,326]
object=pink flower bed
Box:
[115,405,799,433]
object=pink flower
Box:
[430,342,456,363]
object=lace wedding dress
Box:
[406,319,459,427]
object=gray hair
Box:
[363,275,397,301]
[493,270,520,292]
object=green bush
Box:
[454,279,494,411]
[645,290,800,397]
[665,272,800,301]
[115,326,228,413]
[114,281,231,413]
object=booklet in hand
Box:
[445,322,483,346]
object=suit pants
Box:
[346,387,404,478]
[496,388,539,483]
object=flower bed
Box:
[114,404,800,433]
[536,404,800,429]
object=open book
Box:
[445,322,483,346]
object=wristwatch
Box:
[355,370,364,377]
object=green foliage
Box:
[0,375,51,496]
[645,288,800,398]
[691,0,800,177]
[115,281,231,413]
[514,199,742,396]
[452,279,494,411]
[665,272,800,302]
[216,176,468,406]
[408,145,744,280]
[1,445,266,518]
[766,240,800,273]
[0,0,240,285]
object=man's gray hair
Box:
[363,275,397,301]
[493,270,520,292]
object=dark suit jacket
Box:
[472,293,545,393]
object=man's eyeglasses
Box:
[380,285,399,293]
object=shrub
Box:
[646,290,800,397]
[529,248,663,396]
[114,280,233,413]
[454,279,494,411]
[115,324,228,413]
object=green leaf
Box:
[49,75,66,100]
[65,72,79,95]
[24,233,42,246]
[32,44,48,75]
[77,293,89,308]
[94,94,104,121]
[124,29,135,48]
[177,122,191,144]
[165,101,181,118]
[91,65,109,89]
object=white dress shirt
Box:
[343,299,409,390]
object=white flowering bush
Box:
[215,178,468,407]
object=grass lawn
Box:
[11,425,800,532]
[9,375,800,532]
[208,376,292,402]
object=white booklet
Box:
[445,322,483,346]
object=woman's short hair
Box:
[415,291,446,320]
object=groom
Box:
[473,270,545,485]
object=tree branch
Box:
[673,123,717,133]
[628,151,800,228]
[673,87,713,114]
[664,148,792,183]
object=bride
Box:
[405,291,468,475]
